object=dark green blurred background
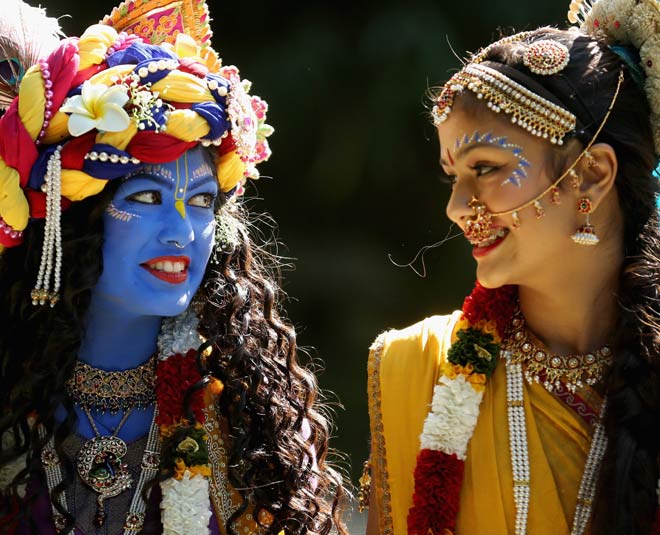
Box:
[41,0,568,520]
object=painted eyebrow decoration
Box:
[455,130,531,187]
[191,162,215,181]
[106,201,142,222]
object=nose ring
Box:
[465,196,494,243]
[171,240,185,249]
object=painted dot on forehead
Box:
[455,130,531,188]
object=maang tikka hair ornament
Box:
[436,31,626,245]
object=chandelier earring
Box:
[571,197,599,246]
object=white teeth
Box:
[475,228,509,247]
[148,261,187,273]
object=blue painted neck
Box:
[77,290,162,370]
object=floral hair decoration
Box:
[0,0,273,251]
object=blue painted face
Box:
[94,146,218,317]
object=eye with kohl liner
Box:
[126,190,162,205]
[187,192,216,208]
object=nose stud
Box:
[465,196,494,243]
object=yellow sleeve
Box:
[367,312,461,535]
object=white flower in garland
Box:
[419,375,484,460]
[158,309,203,359]
[160,471,213,535]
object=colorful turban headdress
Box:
[0,0,273,252]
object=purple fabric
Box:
[15,475,221,535]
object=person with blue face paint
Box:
[0,2,347,535]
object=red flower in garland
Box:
[408,449,464,535]
[155,349,206,426]
[462,282,517,336]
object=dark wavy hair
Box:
[451,27,660,534]
[0,177,347,534]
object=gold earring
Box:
[571,197,599,246]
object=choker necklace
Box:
[504,311,612,393]
[65,355,157,413]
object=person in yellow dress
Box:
[365,0,660,534]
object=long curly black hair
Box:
[0,178,347,535]
[456,27,660,534]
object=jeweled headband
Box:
[432,34,578,145]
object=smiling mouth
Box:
[140,256,190,284]
[469,227,509,248]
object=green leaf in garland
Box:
[160,425,209,473]
[447,327,500,377]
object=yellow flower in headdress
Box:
[60,80,131,136]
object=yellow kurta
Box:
[367,313,602,535]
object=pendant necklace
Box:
[76,406,134,527]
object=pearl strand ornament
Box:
[31,146,63,307]
[504,350,608,535]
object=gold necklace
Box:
[503,311,613,393]
[65,355,156,413]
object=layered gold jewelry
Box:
[463,70,624,239]
[503,311,613,393]
[433,63,577,145]
[65,355,157,413]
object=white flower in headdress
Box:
[640,34,660,79]
[627,1,660,49]
[646,76,660,114]
[60,80,131,136]
[581,0,618,42]
[610,0,636,42]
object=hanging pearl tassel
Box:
[31,146,63,307]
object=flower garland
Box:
[407,282,660,535]
[156,310,224,535]
[407,282,517,535]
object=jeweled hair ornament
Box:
[464,70,625,244]
[432,33,578,145]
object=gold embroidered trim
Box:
[367,332,394,535]
[203,405,259,534]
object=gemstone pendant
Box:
[76,435,133,526]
